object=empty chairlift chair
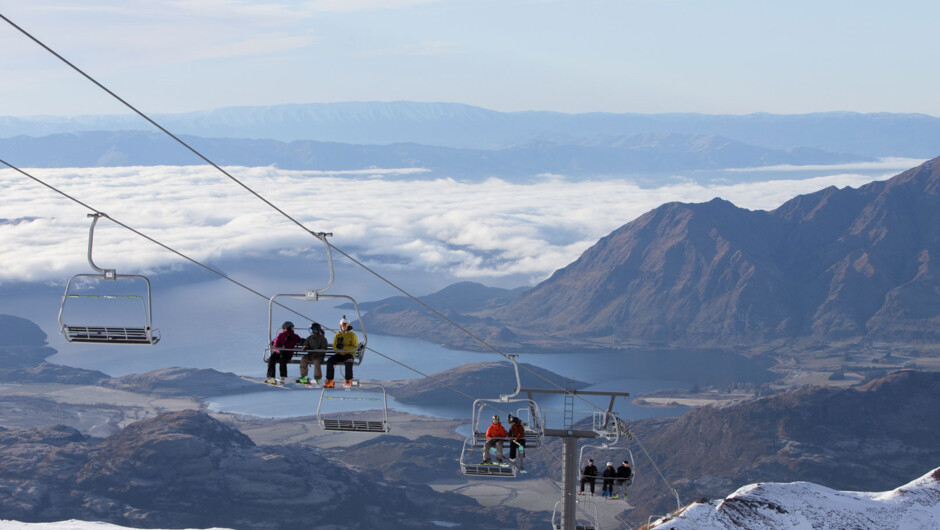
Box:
[58,213,160,345]
[552,500,599,530]
[316,381,390,433]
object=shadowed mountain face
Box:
[0,314,108,384]
[502,157,940,350]
[625,370,940,523]
[0,410,525,529]
[388,360,588,406]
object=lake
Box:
[47,328,695,423]
[7,282,772,425]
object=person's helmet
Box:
[282,321,294,330]
[309,322,322,333]
[492,415,500,421]
[507,414,515,423]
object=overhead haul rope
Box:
[0,11,612,415]
[2,12,670,495]
[0,159,479,406]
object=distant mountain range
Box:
[361,157,940,355]
[3,102,940,158]
[0,129,867,181]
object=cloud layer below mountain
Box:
[0,161,919,285]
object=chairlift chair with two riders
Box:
[261,232,389,433]
[459,355,545,478]
[58,213,160,345]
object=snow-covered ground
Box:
[650,467,940,530]
[0,522,229,530]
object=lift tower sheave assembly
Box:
[520,388,630,530]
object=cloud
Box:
[307,0,440,13]
[725,157,926,173]
[361,40,457,57]
[0,164,901,286]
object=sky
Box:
[1,0,940,117]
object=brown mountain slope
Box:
[502,156,940,350]
[0,410,528,529]
[623,370,940,524]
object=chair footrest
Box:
[64,326,158,345]
[321,419,387,432]
[462,464,516,476]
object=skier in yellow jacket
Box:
[324,316,358,388]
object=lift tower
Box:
[520,387,631,530]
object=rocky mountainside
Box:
[0,410,528,529]
[500,156,940,352]
[0,314,107,384]
[624,370,940,523]
[649,467,940,530]
[102,367,266,399]
[357,158,940,355]
[388,360,587,406]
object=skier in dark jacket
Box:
[266,321,303,383]
[507,415,526,472]
[601,462,617,497]
[297,322,328,384]
[615,460,633,499]
[579,459,598,495]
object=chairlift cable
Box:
[0,158,292,314]
[0,160,486,411]
[0,13,322,241]
[631,430,684,512]
[1,13,630,420]
[328,244,619,414]
[4,14,679,502]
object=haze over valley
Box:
[3,2,940,527]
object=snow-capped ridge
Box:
[650,466,940,529]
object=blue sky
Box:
[1,0,939,117]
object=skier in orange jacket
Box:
[480,415,507,465]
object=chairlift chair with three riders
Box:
[261,232,389,433]
[262,233,368,369]
[58,213,160,345]
[577,441,636,503]
[459,355,545,478]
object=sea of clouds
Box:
[0,160,923,287]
